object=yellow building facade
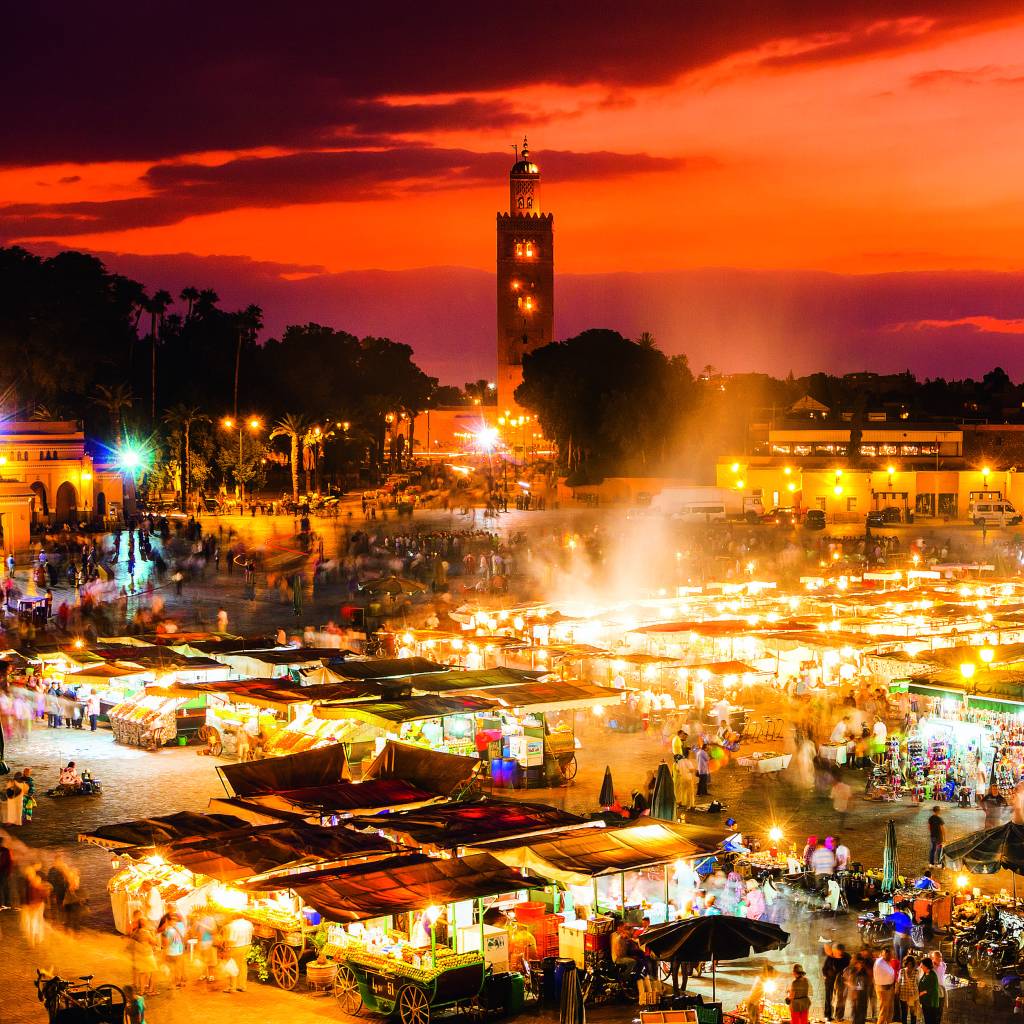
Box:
[717,425,1022,522]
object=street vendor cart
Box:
[332,941,485,1024]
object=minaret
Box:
[496,137,554,413]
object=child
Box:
[124,985,146,1024]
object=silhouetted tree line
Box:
[0,247,438,488]
[516,329,1024,481]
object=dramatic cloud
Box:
[0,147,694,237]
[0,3,1012,164]
[886,315,1024,334]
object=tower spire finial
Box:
[521,135,529,159]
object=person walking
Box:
[159,912,187,988]
[223,912,254,992]
[930,951,947,1020]
[847,955,870,1024]
[674,754,697,814]
[695,743,711,797]
[927,807,945,866]
[918,959,941,1024]
[128,913,160,996]
[874,948,896,1024]
[787,964,811,1024]
[87,690,101,731]
[897,954,920,1024]
[822,942,850,1022]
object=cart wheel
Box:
[561,755,578,781]
[334,965,363,1015]
[89,984,125,1010]
[397,984,431,1024]
[269,942,301,990]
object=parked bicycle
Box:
[35,970,125,1024]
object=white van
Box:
[969,499,1022,527]
[669,502,727,523]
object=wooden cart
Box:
[544,729,577,781]
[251,919,320,990]
[332,947,485,1024]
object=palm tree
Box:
[92,383,134,443]
[163,404,209,512]
[179,285,200,320]
[637,331,657,349]
[270,414,307,504]
[232,304,263,417]
[148,289,173,423]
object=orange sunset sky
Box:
[5,3,1024,381]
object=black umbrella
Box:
[640,915,790,1000]
[944,821,1024,873]
[559,960,585,1024]
[945,820,1024,901]
[650,761,676,822]
[599,766,615,808]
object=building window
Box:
[916,493,935,517]
[846,497,857,512]
[518,296,535,312]
[526,242,534,256]
[517,197,524,209]
[816,497,827,511]
[938,493,958,517]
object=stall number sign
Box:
[370,974,398,1000]
[484,935,505,954]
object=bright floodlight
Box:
[476,426,499,451]
[118,447,141,470]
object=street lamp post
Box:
[222,416,262,504]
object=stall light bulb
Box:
[768,826,783,843]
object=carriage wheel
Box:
[397,984,431,1024]
[334,965,363,1015]
[269,942,300,990]
[561,755,578,781]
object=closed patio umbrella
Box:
[649,761,676,822]
[362,575,427,595]
[559,959,585,1024]
[881,819,899,895]
[599,766,615,808]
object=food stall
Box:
[241,851,545,1018]
[474,820,729,966]
[107,691,196,748]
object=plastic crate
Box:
[694,1002,723,1024]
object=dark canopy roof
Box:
[260,779,435,814]
[349,799,586,849]
[328,657,450,681]
[170,678,378,707]
[314,694,497,726]
[362,740,480,797]
[414,667,546,692]
[220,742,350,797]
[148,824,395,881]
[244,852,542,922]
[79,811,251,849]
[479,820,726,884]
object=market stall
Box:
[243,851,546,1015]
[475,819,730,964]
[107,692,198,748]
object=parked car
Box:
[866,507,902,527]
[761,506,801,527]
[803,508,826,530]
